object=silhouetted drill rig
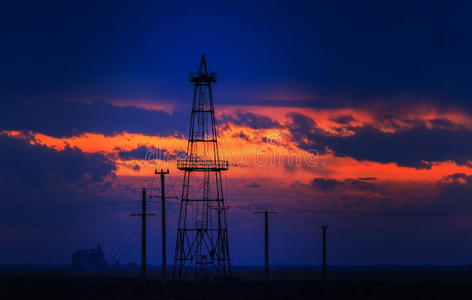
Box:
[128,56,327,281]
[173,55,231,280]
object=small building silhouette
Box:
[72,245,105,271]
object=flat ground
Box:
[1,272,472,299]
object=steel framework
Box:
[173,55,231,280]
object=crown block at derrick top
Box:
[177,159,228,171]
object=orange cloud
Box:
[2,102,469,190]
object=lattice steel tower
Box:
[173,55,231,280]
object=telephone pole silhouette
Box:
[130,188,155,278]
[322,225,328,281]
[155,168,170,279]
[255,210,278,280]
[173,55,231,280]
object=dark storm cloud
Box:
[322,125,472,169]
[437,173,472,206]
[289,112,472,169]
[429,118,458,129]
[0,98,187,138]
[286,112,326,153]
[311,177,379,193]
[349,179,380,192]
[329,114,356,125]
[406,173,472,216]
[117,145,175,161]
[358,177,377,181]
[220,111,281,129]
[311,178,343,192]
[0,134,115,193]
[232,131,251,141]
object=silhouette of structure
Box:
[322,225,327,281]
[72,245,105,271]
[173,55,231,280]
[255,210,278,280]
[155,168,170,279]
[131,188,154,278]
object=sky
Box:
[2,0,472,266]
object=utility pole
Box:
[131,188,155,278]
[322,225,328,281]
[155,168,169,279]
[255,210,278,280]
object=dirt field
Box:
[1,272,472,299]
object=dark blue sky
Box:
[2,0,472,106]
